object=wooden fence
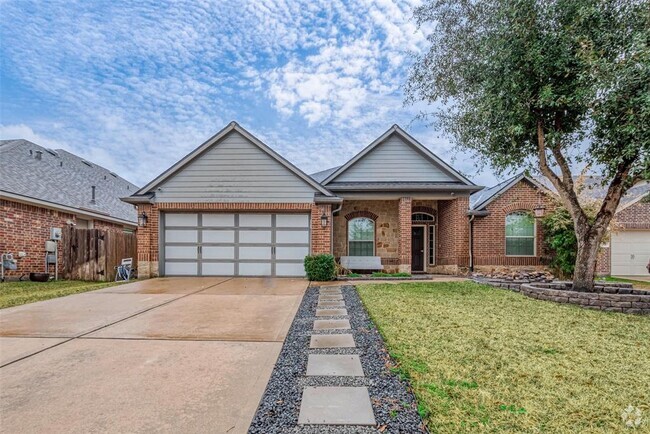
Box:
[62,226,137,281]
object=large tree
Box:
[406,0,649,291]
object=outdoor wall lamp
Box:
[320,212,329,228]
[138,211,148,227]
[533,204,546,218]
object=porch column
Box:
[311,204,332,254]
[398,197,412,273]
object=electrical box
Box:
[50,228,62,241]
[45,241,57,253]
[46,253,57,264]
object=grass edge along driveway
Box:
[357,281,649,433]
[0,280,125,309]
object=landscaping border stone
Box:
[519,282,650,315]
[248,285,427,433]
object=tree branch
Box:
[592,154,639,230]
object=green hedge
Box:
[304,254,336,281]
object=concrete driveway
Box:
[0,277,307,434]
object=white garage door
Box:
[611,230,650,276]
[162,213,310,277]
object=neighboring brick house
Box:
[597,190,650,276]
[0,139,138,278]
[125,122,481,278]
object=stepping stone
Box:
[319,295,343,301]
[306,354,364,376]
[313,319,350,330]
[320,288,342,294]
[310,334,355,348]
[298,386,376,425]
[317,300,345,308]
[316,308,347,317]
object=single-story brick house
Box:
[0,139,138,278]
[124,122,649,278]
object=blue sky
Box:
[1,0,503,188]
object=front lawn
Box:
[0,280,125,309]
[357,282,649,433]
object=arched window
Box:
[505,211,535,256]
[348,217,375,256]
[412,213,435,222]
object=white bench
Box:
[340,256,384,271]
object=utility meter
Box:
[50,228,62,241]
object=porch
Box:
[331,198,470,274]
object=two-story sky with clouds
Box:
[1,0,505,188]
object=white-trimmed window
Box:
[348,217,375,256]
[505,211,535,256]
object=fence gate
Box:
[62,227,137,281]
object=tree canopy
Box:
[406,0,649,290]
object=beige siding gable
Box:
[155,131,316,203]
[335,134,457,183]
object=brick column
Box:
[136,203,159,278]
[398,197,412,273]
[311,204,332,254]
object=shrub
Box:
[304,254,336,281]
[542,207,577,278]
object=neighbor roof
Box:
[130,121,335,201]
[470,172,552,211]
[321,124,478,189]
[534,176,650,208]
[0,139,138,224]
[310,166,340,183]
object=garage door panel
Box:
[162,212,310,276]
[165,246,198,260]
[276,263,306,277]
[202,246,235,260]
[166,213,198,226]
[202,214,235,227]
[276,246,309,260]
[202,230,235,243]
[201,262,235,276]
[165,262,198,275]
[276,214,309,227]
[165,230,198,243]
[239,214,272,227]
[276,230,309,244]
[611,231,650,275]
[240,246,272,260]
[239,263,272,276]
[239,230,272,244]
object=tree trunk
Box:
[572,230,602,292]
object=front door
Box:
[411,226,425,272]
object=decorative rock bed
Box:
[475,277,650,315]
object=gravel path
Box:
[248,284,427,434]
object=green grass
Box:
[357,282,650,433]
[0,280,125,309]
[598,276,650,289]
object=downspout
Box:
[468,215,475,273]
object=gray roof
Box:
[470,172,550,210]
[0,139,138,224]
[310,166,341,183]
[534,175,650,207]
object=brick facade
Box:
[1,198,130,279]
[472,180,553,271]
[615,199,650,229]
[434,197,470,274]
[136,202,330,278]
[398,197,412,273]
